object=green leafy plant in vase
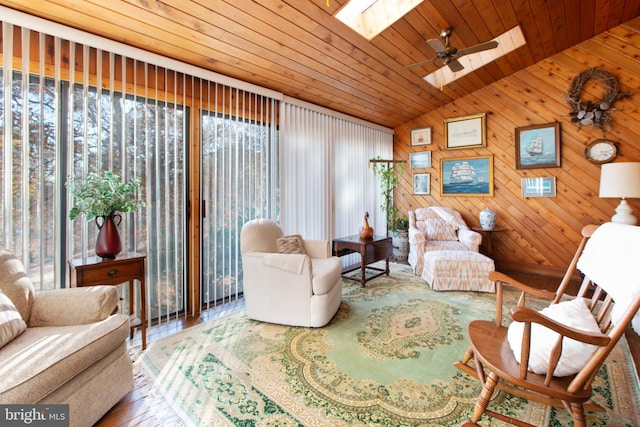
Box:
[67,171,145,258]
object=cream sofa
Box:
[0,249,133,427]
[240,219,342,327]
[408,206,482,275]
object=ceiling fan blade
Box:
[426,38,446,53]
[457,40,498,56]
[406,57,439,69]
[447,59,464,72]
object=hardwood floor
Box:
[95,301,244,426]
[95,271,640,426]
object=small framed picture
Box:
[444,113,486,150]
[410,151,431,169]
[521,177,556,197]
[440,155,493,197]
[411,127,432,146]
[515,122,561,169]
[413,173,430,195]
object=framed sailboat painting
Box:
[440,155,494,197]
[515,122,561,169]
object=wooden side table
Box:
[471,227,506,257]
[332,235,392,287]
[68,253,147,350]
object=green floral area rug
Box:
[135,263,640,426]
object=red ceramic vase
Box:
[95,213,123,259]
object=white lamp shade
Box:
[599,162,640,198]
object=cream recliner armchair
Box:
[0,248,133,427]
[408,206,482,275]
[240,219,342,327]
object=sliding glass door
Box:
[0,23,188,325]
[199,88,279,308]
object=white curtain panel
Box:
[280,102,393,261]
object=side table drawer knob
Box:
[107,269,120,277]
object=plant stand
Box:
[391,230,409,261]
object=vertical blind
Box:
[0,18,280,327]
[0,23,189,327]
[280,102,393,269]
[200,85,279,310]
[1,10,393,330]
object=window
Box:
[335,0,424,40]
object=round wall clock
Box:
[585,139,618,164]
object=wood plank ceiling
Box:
[1,0,639,129]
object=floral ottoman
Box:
[421,250,495,292]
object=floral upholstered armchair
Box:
[408,206,482,275]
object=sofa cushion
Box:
[507,298,601,376]
[277,234,307,255]
[0,249,36,322]
[0,314,130,403]
[421,218,458,241]
[311,257,342,295]
[0,290,27,349]
[29,287,119,327]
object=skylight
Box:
[335,0,425,40]
[424,26,526,88]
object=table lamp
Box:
[599,162,640,225]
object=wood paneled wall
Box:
[393,18,640,277]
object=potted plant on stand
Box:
[67,171,145,259]
[370,156,409,261]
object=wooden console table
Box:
[68,253,147,350]
[332,235,392,287]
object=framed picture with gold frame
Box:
[444,113,486,150]
[440,155,493,197]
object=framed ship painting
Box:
[515,122,561,169]
[441,155,494,197]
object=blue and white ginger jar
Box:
[479,209,497,230]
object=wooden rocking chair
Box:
[455,223,640,426]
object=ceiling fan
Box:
[406,27,499,71]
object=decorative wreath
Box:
[566,67,630,131]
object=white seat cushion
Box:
[507,298,601,376]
